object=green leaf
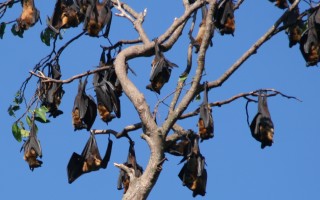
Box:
[0,22,6,39]
[35,106,48,122]
[179,73,188,82]
[8,105,20,117]
[12,123,22,142]
[26,115,32,128]
[20,129,30,138]
[40,28,55,46]
[35,116,50,123]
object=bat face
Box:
[22,119,42,171]
[215,0,235,35]
[117,142,143,194]
[146,39,178,94]
[72,77,97,131]
[269,0,288,9]
[86,0,112,37]
[178,135,207,197]
[250,91,274,149]
[299,9,320,66]
[16,0,40,33]
[67,133,112,183]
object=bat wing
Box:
[101,138,113,169]
[117,169,126,190]
[220,0,233,25]
[106,81,121,118]
[67,152,85,184]
[250,112,261,140]
[83,95,97,130]
[50,0,63,29]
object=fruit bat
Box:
[192,5,210,53]
[21,118,42,171]
[117,142,143,194]
[198,82,214,141]
[84,0,112,37]
[72,76,97,131]
[67,133,113,183]
[283,7,303,48]
[178,135,207,197]
[215,0,235,35]
[13,0,40,35]
[93,52,120,123]
[269,0,288,9]
[166,138,190,157]
[146,39,178,94]
[299,9,320,67]
[250,90,274,149]
[39,63,65,118]
[47,0,83,33]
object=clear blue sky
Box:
[1,1,319,199]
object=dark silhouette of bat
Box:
[83,0,112,37]
[117,141,143,194]
[93,51,120,124]
[39,63,65,118]
[21,118,42,171]
[198,82,214,141]
[46,0,83,34]
[178,134,207,197]
[215,0,235,35]
[283,7,303,48]
[250,90,274,149]
[67,133,113,183]
[13,0,40,36]
[72,76,97,131]
[269,0,288,9]
[146,39,178,94]
[300,8,320,66]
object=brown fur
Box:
[72,108,81,128]
[222,17,235,35]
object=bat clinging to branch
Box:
[67,133,113,183]
[146,39,178,94]
[72,76,97,131]
[198,82,214,142]
[84,0,112,37]
[21,118,42,171]
[283,7,303,48]
[215,0,235,35]
[178,135,207,197]
[250,90,274,149]
[39,63,65,118]
[117,141,143,194]
[13,0,40,36]
[299,8,320,66]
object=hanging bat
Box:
[40,63,65,118]
[93,51,120,123]
[13,0,40,35]
[198,82,214,142]
[146,39,178,94]
[84,0,112,37]
[192,5,213,53]
[117,141,143,194]
[299,9,320,66]
[250,90,274,149]
[47,0,83,34]
[72,76,97,131]
[67,133,113,183]
[215,0,235,35]
[178,135,207,197]
[269,0,288,9]
[166,138,191,157]
[21,118,42,171]
[283,7,303,48]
